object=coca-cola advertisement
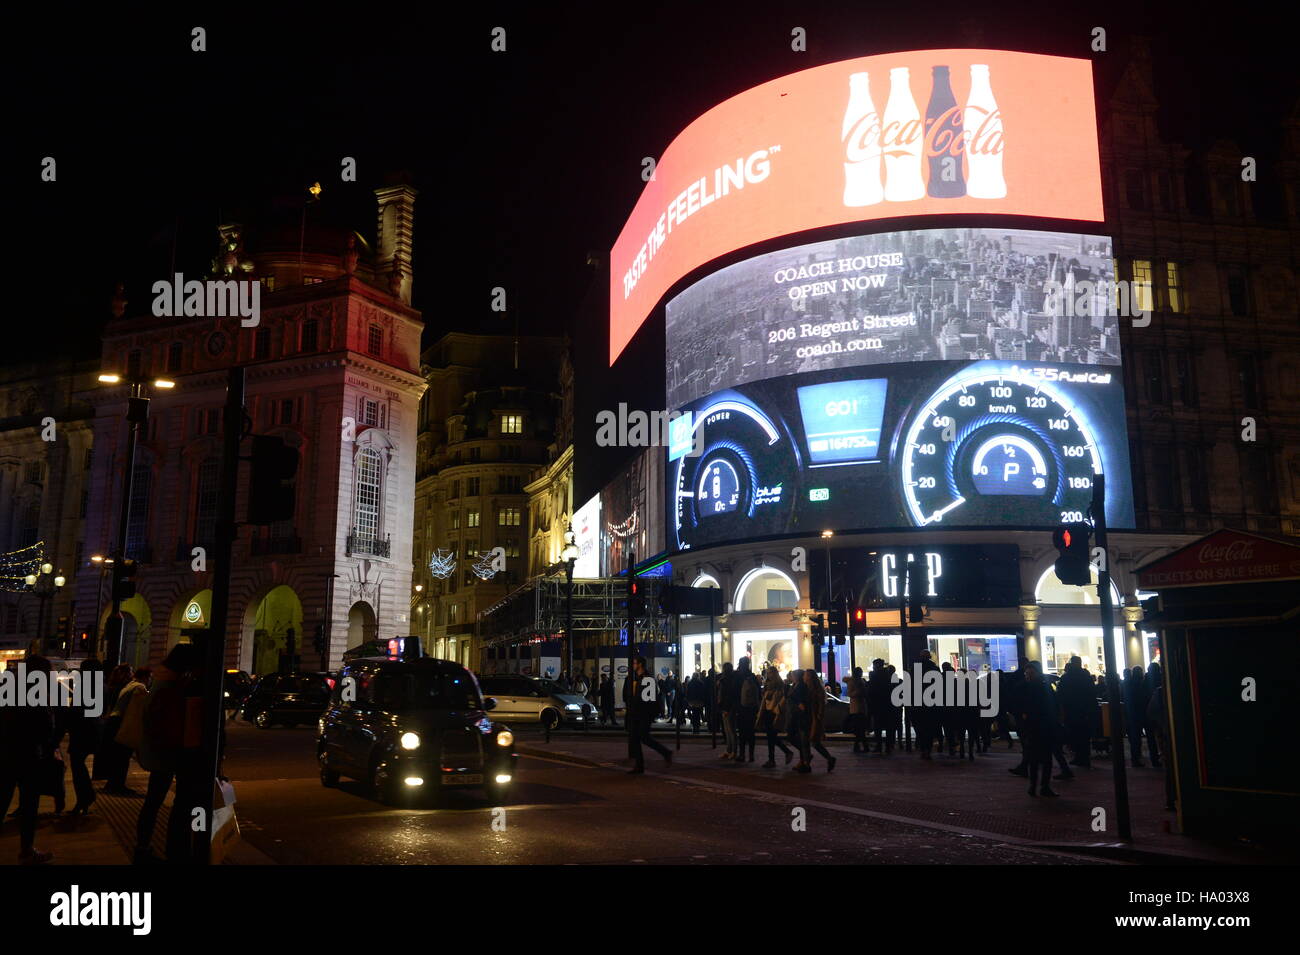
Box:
[611,49,1103,365]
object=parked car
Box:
[477,674,597,729]
[240,671,332,728]
[223,669,254,713]
[317,657,516,805]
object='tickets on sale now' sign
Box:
[609,49,1104,365]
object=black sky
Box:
[8,0,1294,367]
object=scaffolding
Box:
[478,574,670,647]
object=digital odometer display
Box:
[668,359,1133,552]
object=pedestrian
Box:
[1016,662,1059,798]
[104,667,150,794]
[572,671,588,698]
[94,663,132,782]
[801,669,837,772]
[847,666,869,753]
[1122,666,1148,767]
[866,659,893,754]
[60,658,104,816]
[717,662,738,759]
[133,644,199,864]
[598,674,617,727]
[623,656,671,774]
[940,661,959,756]
[1007,661,1031,777]
[757,668,795,767]
[735,658,761,763]
[1145,662,1174,809]
[915,651,942,760]
[0,654,56,864]
[1143,662,1163,768]
[1057,656,1097,768]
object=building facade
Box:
[411,333,564,666]
[73,185,425,673]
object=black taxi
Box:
[316,656,517,805]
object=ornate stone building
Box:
[73,184,425,672]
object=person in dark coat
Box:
[915,651,942,760]
[598,674,617,727]
[1122,666,1149,767]
[1006,662,1031,776]
[1016,661,1060,797]
[57,658,104,815]
[1057,656,1098,768]
[95,663,132,782]
[623,656,671,773]
[866,659,894,754]
[1145,662,1174,808]
[0,655,56,863]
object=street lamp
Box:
[561,523,580,683]
[98,368,175,665]
[24,564,65,655]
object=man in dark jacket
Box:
[1017,661,1060,797]
[1122,666,1149,767]
[915,651,942,760]
[623,656,671,773]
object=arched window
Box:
[1034,566,1120,606]
[353,448,383,546]
[193,457,220,549]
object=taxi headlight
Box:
[400,731,421,750]
[496,730,514,748]
[565,703,581,711]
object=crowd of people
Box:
[552,652,1172,803]
[0,643,213,865]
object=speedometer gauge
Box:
[897,366,1103,527]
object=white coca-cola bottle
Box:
[882,67,924,202]
[964,64,1006,198]
[842,71,883,206]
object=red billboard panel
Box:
[610,49,1104,364]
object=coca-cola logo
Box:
[842,107,1004,162]
[1197,540,1254,563]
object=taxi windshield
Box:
[373,671,481,711]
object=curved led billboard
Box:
[611,49,1104,364]
[665,227,1135,552]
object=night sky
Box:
[9,1,1293,370]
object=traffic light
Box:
[77,629,90,653]
[248,435,299,524]
[313,623,326,657]
[850,605,865,639]
[1052,522,1092,585]
[906,556,929,623]
[627,578,646,618]
[112,558,139,602]
[827,607,846,645]
[810,613,825,646]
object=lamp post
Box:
[97,370,173,665]
[25,563,65,655]
[89,555,113,659]
[821,530,834,680]
[560,522,580,683]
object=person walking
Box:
[802,669,837,772]
[735,658,761,763]
[60,658,104,816]
[94,663,132,782]
[847,666,869,753]
[133,644,198,864]
[1143,662,1163,768]
[1016,662,1059,797]
[1145,662,1174,809]
[757,668,795,767]
[0,655,56,864]
[104,667,150,794]
[623,656,672,774]
[717,662,738,759]
[598,673,617,728]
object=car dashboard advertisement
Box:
[665,227,1134,552]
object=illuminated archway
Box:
[1034,566,1121,606]
[734,566,799,613]
[169,589,212,648]
[347,601,377,649]
[245,585,304,677]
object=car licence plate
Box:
[442,773,483,786]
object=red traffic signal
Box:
[1052,522,1092,585]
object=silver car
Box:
[477,674,597,729]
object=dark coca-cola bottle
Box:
[925,65,965,197]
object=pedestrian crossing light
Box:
[1052,522,1093,585]
[111,558,139,602]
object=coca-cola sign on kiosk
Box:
[1136,529,1300,589]
[610,49,1103,364]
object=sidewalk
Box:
[518,728,1291,866]
[0,747,272,866]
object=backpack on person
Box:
[739,673,760,708]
